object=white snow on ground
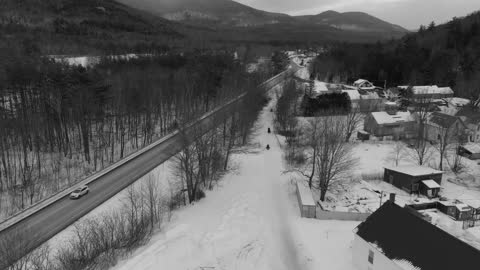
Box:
[109,85,358,270]
[293,219,359,270]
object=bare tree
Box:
[312,115,357,201]
[389,142,406,166]
[344,108,363,142]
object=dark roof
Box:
[456,108,480,124]
[356,201,480,270]
[428,112,462,128]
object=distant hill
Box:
[295,10,408,34]
[0,0,184,54]
[311,10,480,98]
[116,0,293,27]
[117,0,408,41]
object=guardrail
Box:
[0,64,298,233]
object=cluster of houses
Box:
[351,79,480,160]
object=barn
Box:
[383,166,443,198]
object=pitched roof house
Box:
[364,110,415,139]
[425,112,466,143]
[353,201,480,270]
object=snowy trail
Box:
[113,91,304,270]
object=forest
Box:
[311,11,480,101]
[0,43,269,221]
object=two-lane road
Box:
[0,64,302,268]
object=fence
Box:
[315,207,370,221]
[296,182,316,218]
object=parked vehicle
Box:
[70,185,89,199]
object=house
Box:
[398,85,454,99]
[343,89,384,112]
[364,106,415,139]
[353,200,480,270]
[458,143,480,160]
[383,166,443,197]
[424,112,467,143]
[354,79,376,91]
[456,108,480,143]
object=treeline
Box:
[312,11,480,98]
[0,50,267,220]
[1,83,268,270]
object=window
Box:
[368,250,374,264]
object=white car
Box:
[70,185,89,199]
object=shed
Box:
[383,166,443,197]
[454,204,473,221]
[420,180,441,198]
[296,182,316,218]
[458,143,480,160]
[357,130,370,141]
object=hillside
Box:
[117,0,293,27]
[295,10,408,34]
[117,0,408,42]
[312,11,480,99]
[0,0,184,55]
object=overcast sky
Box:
[236,0,480,29]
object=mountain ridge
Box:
[116,0,408,34]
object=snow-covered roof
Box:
[445,97,470,107]
[461,143,480,154]
[371,111,414,125]
[457,194,480,209]
[397,85,454,96]
[342,90,361,100]
[421,180,441,189]
[313,80,329,95]
[354,79,369,85]
[384,165,443,176]
[296,182,316,206]
[455,204,471,212]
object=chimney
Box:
[390,193,396,203]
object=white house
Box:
[352,200,480,270]
[354,79,376,91]
[398,85,454,99]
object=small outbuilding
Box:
[454,204,474,221]
[357,130,370,141]
[458,143,480,160]
[383,166,443,198]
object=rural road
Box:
[0,63,301,268]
